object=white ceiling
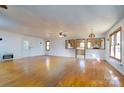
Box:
[0,5,124,39]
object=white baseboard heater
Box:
[2,54,14,61]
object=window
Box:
[23,41,29,49]
[46,41,50,51]
[88,42,91,49]
[110,27,121,61]
[80,42,85,48]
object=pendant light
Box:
[89,28,95,38]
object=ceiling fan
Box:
[0,5,8,9]
[48,32,67,38]
[59,32,67,38]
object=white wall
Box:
[0,30,45,61]
[45,38,75,57]
[105,18,124,75]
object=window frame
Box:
[109,27,122,62]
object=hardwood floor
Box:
[0,56,124,87]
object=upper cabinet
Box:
[65,38,105,50]
[87,38,105,49]
[65,39,76,49]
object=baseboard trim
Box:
[104,60,124,76]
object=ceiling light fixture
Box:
[88,28,95,38]
[59,32,63,38]
[59,32,67,38]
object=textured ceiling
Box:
[0,5,124,39]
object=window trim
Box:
[109,27,122,62]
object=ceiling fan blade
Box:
[63,34,67,37]
[48,32,67,37]
[0,5,8,9]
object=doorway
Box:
[75,39,86,59]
